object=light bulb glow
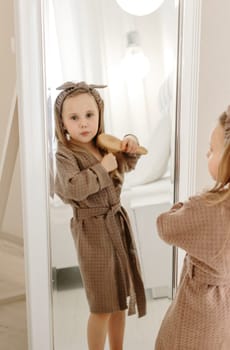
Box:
[116,0,165,16]
[121,46,150,80]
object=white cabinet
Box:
[50,198,78,269]
[121,177,173,298]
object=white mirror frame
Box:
[14,0,201,349]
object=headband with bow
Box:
[55,81,107,114]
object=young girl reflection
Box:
[54,81,146,350]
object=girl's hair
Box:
[54,81,106,151]
[204,109,230,204]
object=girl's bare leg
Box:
[108,310,126,350]
[87,312,110,350]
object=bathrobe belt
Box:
[186,255,230,286]
[73,203,146,317]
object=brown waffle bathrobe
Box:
[55,142,146,317]
[155,195,230,350]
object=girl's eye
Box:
[71,115,78,120]
[86,112,93,118]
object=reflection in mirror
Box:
[45,0,180,348]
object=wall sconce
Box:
[121,31,150,80]
[116,0,165,16]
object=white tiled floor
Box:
[0,284,171,350]
[53,287,171,350]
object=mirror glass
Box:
[44,0,180,348]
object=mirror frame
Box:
[14,0,202,348]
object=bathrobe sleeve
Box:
[55,149,111,202]
[156,196,228,261]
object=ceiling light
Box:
[116,0,165,16]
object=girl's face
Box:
[62,93,99,145]
[206,124,225,180]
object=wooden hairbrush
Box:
[97,133,148,155]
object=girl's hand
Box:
[121,135,139,154]
[101,153,118,172]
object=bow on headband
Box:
[56,81,107,91]
[55,81,107,114]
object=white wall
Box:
[0,0,16,160]
[0,0,23,239]
[2,154,23,237]
[196,0,230,192]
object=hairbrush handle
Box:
[97,133,148,155]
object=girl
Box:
[155,108,230,349]
[54,81,146,350]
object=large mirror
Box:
[15,0,202,348]
[44,0,180,348]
